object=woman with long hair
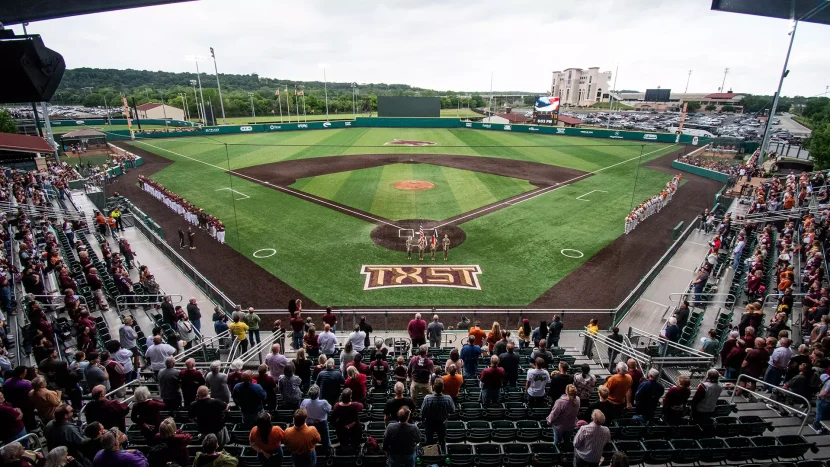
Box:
[249,412,285,467]
[486,322,502,354]
[532,321,548,348]
[154,417,192,467]
[546,384,580,445]
[518,319,532,349]
[303,327,320,358]
[445,348,463,374]
[293,348,313,392]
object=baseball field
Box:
[110,127,721,310]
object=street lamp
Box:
[248,92,257,123]
[209,47,227,125]
[319,64,329,121]
[186,55,208,125]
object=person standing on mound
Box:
[430,235,437,260]
[442,234,450,261]
[188,227,196,250]
[406,237,413,260]
[418,235,426,261]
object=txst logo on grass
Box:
[384,139,437,147]
[360,265,482,290]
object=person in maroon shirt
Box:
[479,355,505,404]
[227,361,244,395]
[256,364,278,411]
[370,353,390,389]
[407,313,427,348]
[102,351,126,396]
[345,354,370,376]
[344,366,367,402]
[131,386,167,443]
[0,392,27,445]
[661,375,691,424]
[322,307,338,332]
[180,358,206,407]
[85,385,129,432]
[738,337,770,395]
[76,310,97,338]
[155,418,192,467]
[290,313,305,350]
[303,328,320,358]
[627,359,644,389]
[329,388,364,452]
[724,339,748,380]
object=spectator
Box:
[407,313,427,348]
[662,375,691,425]
[329,389,364,452]
[764,337,793,389]
[257,364,278,411]
[289,312,304,351]
[189,386,230,446]
[607,327,624,369]
[227,359,245,395]
[479,355,505,404]
[180,358,206,407]
[294,349,313,392]
[234,371,266,428]
[383,406,420,467]
[393,356,407,384]
[0,391,26,446]
[531,321,548,348]
[610,451,629,467]
[249,412,284,467]
[177,315,197,350]
[4,367,35,431]
[428,314,443,347]
[153,418,192,467]
[84,353,110,391]
[518,319,532,349]
[469,321,487,347]
[300,385,331,451]
[384,382,416,424]
[283,408,321,467]
[358,316,373,349]
[145,335,176,375]
[627,359,644,390]
[131,386,167,444]
[486,322,502,354]
[813,373,830,434]
[605,362,632,419]
[214,315,229,336]
[493,331,509,357]
[549,362,574,401]
[118,317,139,374]
[186,298,202,335]
[738,337,770,395]
[531,339,553,367]
[79,423,104,464]
[322,307,337,332]
[700,329,719,356]
[206,360,231,404]
[228,315,249,353]
[245,307,261,345]
[265,344,289,380]
[339,341,357,375]
[315,359,345,406]
[43,405,84,461]
[633,369,664,421]
[158,357,182,412]
[193,433,237,467]
[459,336,481,378]
[43,447,80,467]
[547,384,580,445]
[85,385,129,432]
[344,366,367,403]
[347,325,366,353]
[690,369,723,424]
[573,409,611,467]
[28,376,61,422]
[548,315,563,347]
[674,301,691,329]
[496,342,519,386]
[279,365,304,409]
[445,348,463,374]
[317,325,337,357]
[573,364,597,402]
[370,351,390,389]
[420,379,454,447]
[407,344,434,399]
[442,364,463,400]
[526,358,551,407]
[101,350,128,397]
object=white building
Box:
[135,102,185,121]
[551,67,612,107]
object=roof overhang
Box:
[711,0,830,26]
[0,0,195,25]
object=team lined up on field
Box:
[138,175,227,244]
[624,174,683,234]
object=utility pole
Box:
[210,47,227,124]
[190,80,201,123]
[720,68,729,92]
[351,82,357,118]
[685,70,692,93]
[195,60,207,126]
[488,72,494,116]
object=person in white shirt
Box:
[526,357,551,406]
[317,324,338,357]
[347,325,366,353]
[145,335,177,373]
[265,344,289,379]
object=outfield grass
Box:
[291,163,535,221]
[130,128,678,306]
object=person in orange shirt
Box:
[95,211,107,236]
[249,412,285,466]
[441,364,464,400]
[106,216,118,239]
[604,362,633,418]
[283,408,321,466]
[469,322,487,348]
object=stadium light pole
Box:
[159,90,169,132]
[759,20,798,165]
[685,70,693,93]
[628,145,646,213]
[209,47,227,125]
[248,92,257,123]
[351,82,357,119]
[187,55,208,126]
[189,80,201,123]
[319,64,329,121]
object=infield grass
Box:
[130,128,679,306]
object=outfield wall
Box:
[100,117,710,146]
[671,161,730,183]
[50,118,198,127]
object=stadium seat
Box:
[713,416,741,437]
[529,443,560,467]
[445,421,466,443]
[752,436,783,460]
[669,439,702,464]
[502,443,531,467]
[459,402,483,421]
[466,420,491,443]
[446,444,474,467]
[418,444,445,467]
[738,415,775,436]
[697,438,729,464]
[642,440,673,465]
[777,435,819,459]
[473,443,503,466]
[515,420,541,443]
[614,417,645,440]
[612,440,645,464]
[724,436,755,462]
[490,420,516,443]
[503,401,526,420]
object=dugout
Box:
[60,129,107,151]
[0,132,55,171]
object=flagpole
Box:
[294,85,300,122]
[286,86,292,123]
[277,90,283,123]
[302,94,307,122]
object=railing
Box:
[115,294,184,311]
[8,432,42,451]
[667,292,737,310]
[236,330,282,365]
[130,212,237,312]
[174,329,230,363]
[579,330,651,371]
[80,379,143,415]
[730,374,811,435]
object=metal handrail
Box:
[730,374,811,435]
[629,326,715,359]
[115,294,183,309]
[79,378,142,415]
[236,330,283,366]
[174,329,230,362]
[668,292,737,307]
[579,331,651,362]
[8,432,42,451]
[225,338,242,369]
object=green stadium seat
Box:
[724,436,755,462]
[669,439,702,464]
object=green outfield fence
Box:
[50,118,198,127]
[95,117,709,146]
[671,160,730,183]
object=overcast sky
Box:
[10,0,830,96]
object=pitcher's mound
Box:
[393,180,435,191]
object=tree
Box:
[808,123,830,170]
[721,105,736,113]
[685,101,701,112]
[0,109,16,133]
[705,105,717,111]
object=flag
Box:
[431,234,436,248]
[419,225,424,243]
[210,47,215,58]
[274,89,280,96]
[271,109,275,114]
[296,90,304,96]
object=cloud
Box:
[10,0,830,96]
